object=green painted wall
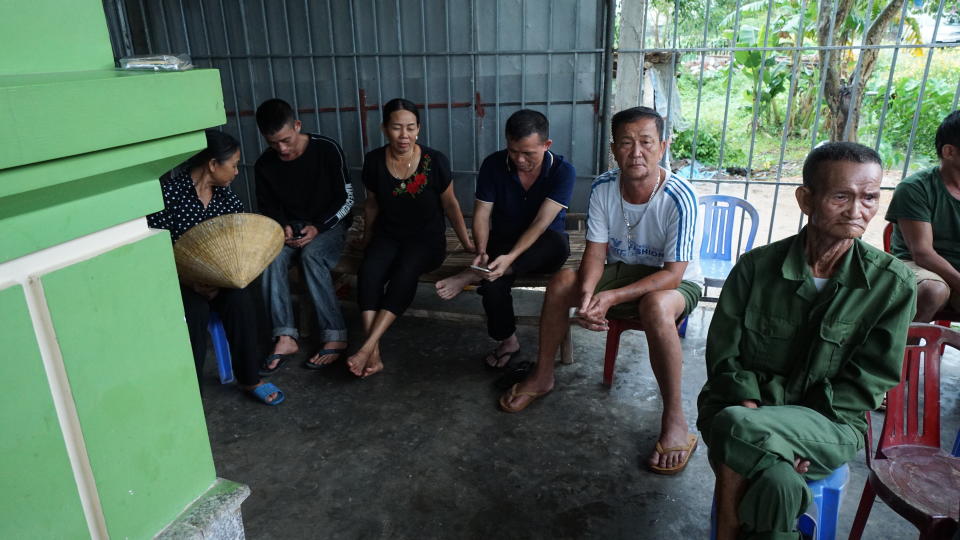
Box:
[0,134,205,263]
[0,0,114,75]
[0,285,88,538]
[0,70,225,170]
[42,233,216,539]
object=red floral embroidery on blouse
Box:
[392,153,432,197]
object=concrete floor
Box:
[199,285,960,539]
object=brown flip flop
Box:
[649,433,698,475]
[498,383,551,413]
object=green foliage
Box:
[860,70,958,167]
[671,126,748,167]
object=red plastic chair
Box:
[848,323,960,539]
[601,317,687,387]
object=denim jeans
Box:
[261,224,347,342]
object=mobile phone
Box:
[469,264,492,273]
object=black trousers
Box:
[181,284,261,386]
[357,232,446,316]
[478,229,570,340]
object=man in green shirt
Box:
[886,109,960,321]
[698,142,915,540]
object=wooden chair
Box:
[848,323,960,539]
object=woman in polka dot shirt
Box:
[148,129,285,405]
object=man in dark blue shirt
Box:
[436,110,576,368]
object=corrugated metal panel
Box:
[103,0,609,212]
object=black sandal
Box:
[484,348,520,370]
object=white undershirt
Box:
[812,276,829,291]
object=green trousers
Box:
[702,405,862,540]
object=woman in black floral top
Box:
[147,129,284,405]
[348,98,474,378]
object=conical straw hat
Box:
[173,213,284,289]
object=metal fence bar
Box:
[136,0,153,52]
[419,0,430,143]
[197,0,251,207]
[176,0,191,56]
[742,0,778,204]
[807,0,841,157]
[280,1,300,113]
[569,0,581,168]
[687,0,713,167]
[598,0,615,172]
[714,0,744,188]
[953,77,960,111]
[346,0,366,154]
[237,0,262,160]
[901,0,947,177]
[470,0,479,171]
[494,0,502,153]
[157,1,172,52]
[444,0,454,165]
[319,0,346,147]
[872,0,912,152]
[370,1,386,148]
[394,0,406,98]
[840,0,877,142]
[520,0,527,110]
[766,0,812,244]
[302,1,321,134]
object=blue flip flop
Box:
[302,348,347,370]
[250,382,285,406]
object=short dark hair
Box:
[611,106,665,141]
[255,98,296,136]
[935,110,960,159]
[186,129,240,169]
[505,109,549,142]
[382,98,420,125]
[801,141,882,192]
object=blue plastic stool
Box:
[952,428,960,457]
[207,312,234,384]
[709,463,849,540]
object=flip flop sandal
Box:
[303,348,347,370]
[259,353,291,376]
[484,348,520,370]
[498,383,551,413]
[249,382,285,406]
[494,361,535,391]
[648,434,698,475]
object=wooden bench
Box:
[330,213,588,363]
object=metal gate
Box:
[102,0,611,212]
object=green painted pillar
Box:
[0,1,249,537]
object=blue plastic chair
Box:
[207,312,235,384]
[709,463,849,540]
[698,194,759,292]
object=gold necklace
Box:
[387,146,418,179]
[620,173,663,232]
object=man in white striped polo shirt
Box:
[499,106,703,475]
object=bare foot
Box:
[266,335,299,370]
[484,334,520,368]
[649,422,693,470]
[362,347,383,378]
[435,270,480,300]
[500,375,553,411]
[305,340,347,367]
[347,346,384,378]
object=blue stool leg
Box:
[678,316,689,338]
[207,312,234,384]
[952,428,960,457]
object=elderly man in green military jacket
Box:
[698,142,916,540]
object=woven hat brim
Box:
[173,213,284,289]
